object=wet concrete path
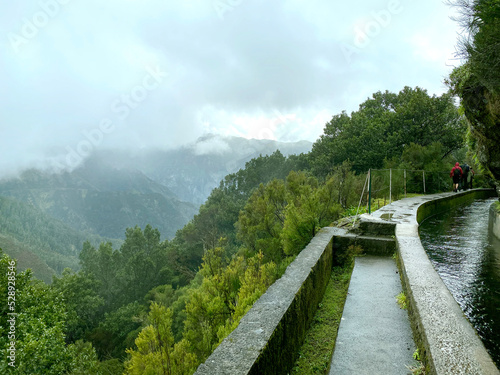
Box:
[329,256,416,375]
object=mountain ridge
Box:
[0,135,312,279]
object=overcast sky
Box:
[0,0,464,176]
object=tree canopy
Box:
[309,87,466,177]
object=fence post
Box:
[423,170,426,193]
[368,169,372,214]
[389,168,392,204]
[404,169,407,197]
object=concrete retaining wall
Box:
[194,227,336,375]
[395,189,499,375]
[490,202,500,240]
[195,189,499,374]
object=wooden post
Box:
[368,169,372,214]
[389,168,392,204]
[423,170,426,193]
[404,169,407,197]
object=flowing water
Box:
[419,198,500,366]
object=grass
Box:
[407,349,426,374]
[396,291,407,310]
[291,263,354,374]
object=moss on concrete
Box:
[249,232,334,375]
[291,265,353,375]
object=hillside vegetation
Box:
[0,195,113,282]
[446,0,500,188]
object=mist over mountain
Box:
[0,158,197,241]
[106,134,313,205]
[0,135,312,278]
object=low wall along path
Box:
[195,188,500,375]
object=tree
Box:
[282,172,343,256]
[237,180,287,263]
[182,250,244,361]
[309,87,465,177]
[89,302,144,360]
[79,241,122,310]
[119,225,172,305]
[216,251,277,341]
[51,268,105,344]
[0,249,102,374]
[124,303,176,375]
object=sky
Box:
[0,0,465,176]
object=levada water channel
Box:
[419,197,500,366]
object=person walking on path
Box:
[469,167,475,189]
[461,163,470,191]
[450,162,463,192]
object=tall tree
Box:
[309,87,465,177]
[0,250,102,374]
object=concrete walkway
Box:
[329,256,416,375]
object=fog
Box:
[0,0,462,177]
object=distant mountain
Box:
[0,161,198,241]
[93,135,313,205]
[0,135,312,279]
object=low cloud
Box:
[192,136,231,156]
[0,0,461,177]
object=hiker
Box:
[469,167,475,189]
[450,162,463,192]
[461,163,470,191]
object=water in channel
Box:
[419,198,500,366]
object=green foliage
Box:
[292,265,354,374]
[65,340,102,375]
[238,170,344,260]
[309,87,465,177]
[396,292,408,310]
[446,0,500,184]
[282,172,343,256]
[217,251,277,341]
[449,0,500,93]
[124,303,177,375]
[237,180,287,263]
[90,302,144,360]
[408,348,425,375]
[0,249,104,374]
[183,251,245,361]
[0,195,108,279]
[51,268,105,343]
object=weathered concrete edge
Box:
[194,227,336,375]
[396,189,499,375]
[490,201,500,240]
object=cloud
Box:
[192,135,231,156]
[0,0,462,177]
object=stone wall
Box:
[490,201,500,240]
[396,189,499,375]
[416,189,496,223]
[194,227,336,375]
[194,189,499,374]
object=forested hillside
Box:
[0,86,484,374]
[0,195,113,283]
[0,162,198,241]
